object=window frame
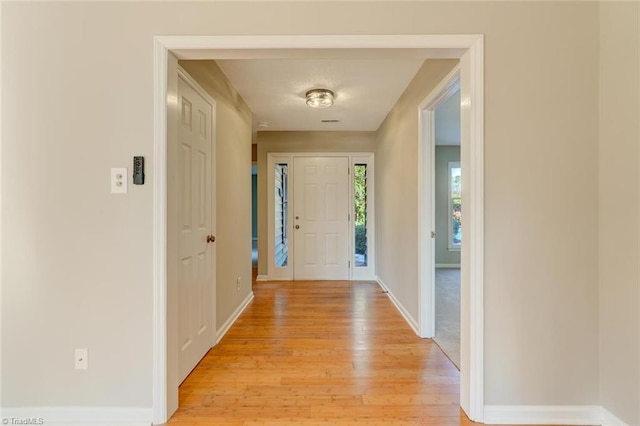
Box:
[267,154,293,280]
[351,154,375,281]
[448,161,461,251]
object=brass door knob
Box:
[206,235,216,243]
[295,225,300,229]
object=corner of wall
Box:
[597,3,640,424]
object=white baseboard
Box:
[255,275,294,282]
[435,263,461,268]
[216,291,254,343]
[484,405,601,425]
[375,276,419,336]
[0,407,152,425]
[601,407,629,426]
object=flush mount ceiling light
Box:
[305,89,335,108]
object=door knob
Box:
[206,234,216,243]
[295,225,300,230]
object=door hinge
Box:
[348,213,350,221]
[431,231,436,238]
[348,167,350,175]
[348,260,351,268]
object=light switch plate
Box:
[111,167,127,194]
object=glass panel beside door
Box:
[354,164,368,267]
[274,163,288,267]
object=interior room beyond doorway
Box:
[432,87,461,368]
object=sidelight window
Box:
[354,164,368,267]
[274,163,288,267]
[448,161,462,250]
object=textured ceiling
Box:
[216,58,426,132]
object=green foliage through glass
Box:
[354,165,368,266]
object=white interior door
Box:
[293,157,349,280]
[178,74,215,383]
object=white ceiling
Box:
[216,58,426,132]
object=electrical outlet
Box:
[236,277,241,292]
[75,348,88,370]
[110,167,127,194]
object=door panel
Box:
[326,234,339,265]
[178,75,215,383]
[293,157,349,280]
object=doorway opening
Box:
[432,84,462,368]
[154,35,484,425]
[417,55,484,416]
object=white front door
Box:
[178,74,215,383]
[293,157,349,280]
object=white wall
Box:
[376,59,459,326]
[0,0,609,416]
[598,2,640,424]
[473,4,600,405]
[372,2,601,406]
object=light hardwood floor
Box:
[165,280,526,425]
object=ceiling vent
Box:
[321,119,340,123]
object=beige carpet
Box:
[433,268,461,369]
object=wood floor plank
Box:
[164,279,546,426]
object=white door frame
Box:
[418,65,461,339]
[266,152,376,282]
[417,50,484,420]
[153,34,484,424]
[267,153,294,280]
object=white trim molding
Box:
[158,34,485,58]
[601,407,630,426]
[484,405,601,425]
[416,68,462,344]
[416,33,484,423]
[447,160,462,251]
[153,34,485,424]
[0,1,4,411]
[216,292,255,344]
[267,154,293,280]
[461,34,485,422]
[375,276,420,336]
[152,36,169,425]
[255,275,269,282]
[0,407,152,426]
[350,154,376,281]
